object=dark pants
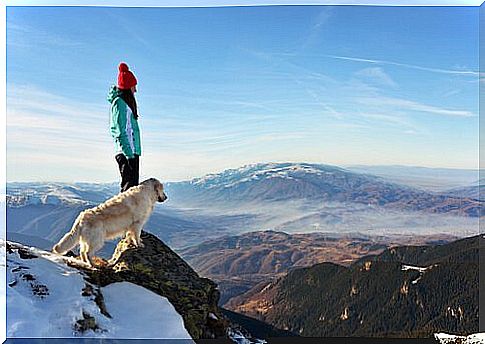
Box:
[115,153,139,192]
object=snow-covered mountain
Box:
[5,232,267,342]
[6,241,193,340]
[7,163,481,252]
[167,162,482,217]
[7,182,118,207]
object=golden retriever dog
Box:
[52,178,167,267]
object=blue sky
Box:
[6,5,479,182]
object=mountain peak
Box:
[168,162,483,217]
[86,231,228,339]
[5,232,233,340]
[188,162,348,191]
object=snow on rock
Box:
[435,333,485,344]
[6,182,118,207]
[401,265,429,273]
[101,282,193,339]
[401,264,437,284]
[228,328,267,344]
[7,243,97,338]
[6,241,194,340]
[189,162,338,190]
[259,283,273,294]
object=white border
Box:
[1,0,482,342]
[1,1,6,343]
[3,0,484,6]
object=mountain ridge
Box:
[225,234,480,338]
[166,162,483,217]
[178,230,458,305]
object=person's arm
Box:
[110,98,135,159]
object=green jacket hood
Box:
[107,85,122,103]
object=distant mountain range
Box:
[346,165,481,192]
[178,230,457,305]
[167,163,483,217]
[9,164,482,218]
[6,164,481,339]
[226,235,480,338]
[6,182,118,207]
[443,180,484,201]
[5,201,230,250]
[7,162,481,253]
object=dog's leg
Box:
[86,252,96,267]
[133,223,144,248]
[84,232,105,268]
[81,252,90,265]
[124,228,137,247]
[125,225,144,248]
[128,230,138,247]
[79,242,92,267]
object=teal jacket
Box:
[107,86,141,159]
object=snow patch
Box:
[228,328,267,344]
[259,283,272,294]
[401,264,429,273]
[101,282,193,339]
[402,264,437,284]
[435,333,485,344]
[188,163,333,190]
[6,242,194,340]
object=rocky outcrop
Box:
[78,231,229,340]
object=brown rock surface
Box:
[83,231,229,340]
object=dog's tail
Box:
[52,216,82,255]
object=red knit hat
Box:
[117,62,138,90]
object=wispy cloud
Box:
[313,7,334,30]
[356,112,422,132]
[356,95,475,117]
[440,89,460,98]
[244,47,475,126]
[7,84,114,181]
[7,85,105,129]
[297,7,335,52]
[324,54,479,76]
[354,67,398,88]
[7,21,83,48]
[105,12,152,50]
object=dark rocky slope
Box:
[226,235,481,338]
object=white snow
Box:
[259,283,272,294]
[228,328,267,344]
[401,265,429,273]
[189,163,331,190]
[101,282,193,339]
[6,242,194,340]
[435,333,485,344]
[7,245,97,338]
[6,182,117,207]
[401,264,437,284]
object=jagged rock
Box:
[84,231,229,340]
[74,310,102,333]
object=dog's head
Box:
[151,178,168,203]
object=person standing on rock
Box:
[107,62,142,192]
